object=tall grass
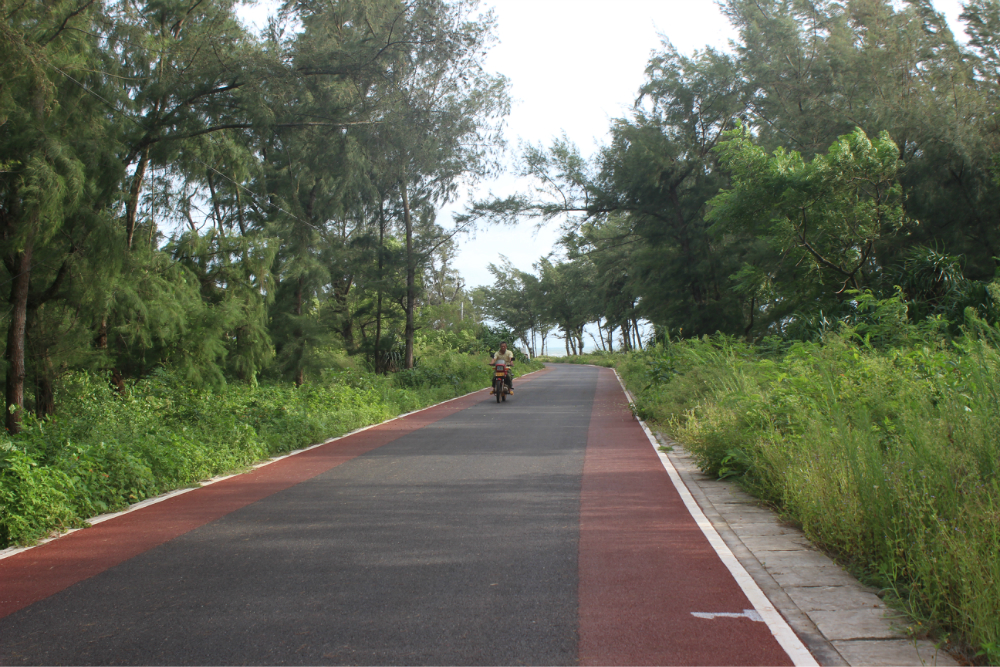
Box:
[0,347,542,549]
[615,331,1000,664]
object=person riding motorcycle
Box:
[488,341,514,395]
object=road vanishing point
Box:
[0,364,815,666]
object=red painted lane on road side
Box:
[578,367,794,666]
[0,368,553,621]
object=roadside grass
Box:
[0,347,543,549]
[612,331,1000,664]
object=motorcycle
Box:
[493,360,511,403]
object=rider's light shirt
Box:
[492,349,515,365]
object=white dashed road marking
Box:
[692,609,765,622]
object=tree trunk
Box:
[375,201,385,374]
[632,317,643,350]
[207,169,224,235]
[294,277,304,386]
[621,323,631,352]
[125,147,150,251]
[744,296,756,342]
[34,355,55,419]
[375,287,384,372]
[402,182,416,370]
[235,177,247,236]
[111,368,126,394]
[96,317,125,394]
[341,315,355,351]
[5,240,33,433]
[335,276,355,351]
[95,317,108,349]
[27,302,56,419]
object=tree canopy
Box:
[467,0,1000,350]
[0,0,508,431]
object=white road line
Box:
[0,367,549,562]
[692,609,765,622]
[611,369,819,667]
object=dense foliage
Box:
[468,0,1000,350]
[0,0,509,434]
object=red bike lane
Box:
[577,367,797,666]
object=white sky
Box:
[438,0,968,290]
[446,0,740,288]
[237,0,967,351]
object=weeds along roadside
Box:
[0,342,543,550]
[549,333,1000,665]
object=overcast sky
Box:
[442,0,741,288]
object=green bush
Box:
[0,448,83,546]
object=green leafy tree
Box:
[374,0,510,369]
[0,0,127,431]
[708,125,910,335]
[534,258,595,356]
[481,258,546,357]
[724,0,1000,279]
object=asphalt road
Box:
[0,364,799,665]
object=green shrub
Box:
[0,448,83,546]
